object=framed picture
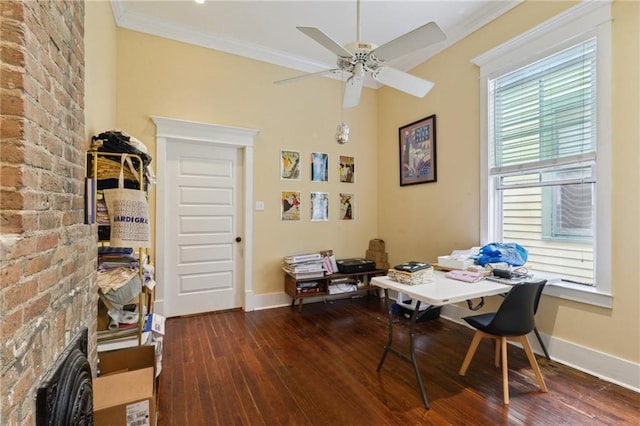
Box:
[399,114,437,186]
[310,192,329,221]
[339,155,355,183]
[280,149,301,180]
[339,193,354,220]
[311,152,328,182]
[281,191,301,221]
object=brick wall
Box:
[1,1,97,423]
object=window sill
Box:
[543,279,612,308]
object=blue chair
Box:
[458,280,548,404]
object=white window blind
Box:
[490,38,597,175]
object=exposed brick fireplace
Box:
[35,328,93,424]
[1,1,97,423]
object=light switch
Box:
[255,201,265,211]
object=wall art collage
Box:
[280,149,355,222]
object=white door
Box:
[165,140,243,317]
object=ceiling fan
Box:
[275,0,446,108]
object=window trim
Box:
[473,0,612,308]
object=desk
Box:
[371,272,510,409]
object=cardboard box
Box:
[377,261,390,270]
[368,239,385,252]
[94,346,156,426]
[365,249,388,263]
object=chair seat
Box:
[463,313,529,337]
[463,313,494,330]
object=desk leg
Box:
[409,301,429,409]
[376,289,393,371]
[376,290,430,409]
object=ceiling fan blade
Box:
[297,27,353,58]
[372,22,446,62]
[274,68,341,85]
[372,67,434,98]
[343,74,364,109]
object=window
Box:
[473,1,612,307]
[491,39,596,285]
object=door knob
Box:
[235,237,242,242]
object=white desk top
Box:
[371,271,511,306]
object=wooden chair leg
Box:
[494,338,501,368]
[501,337,509,404]
[519,335,548,392]
[459,331,483,375]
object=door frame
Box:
[152,116,259,314]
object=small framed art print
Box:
[339,193,354,220]
[310,192,329,221]
[280,149,301,180]
[311,152,328,182]
[339,155,355,183]
[281,191,301,221]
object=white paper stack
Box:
[282,252,325,279]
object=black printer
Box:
[336,258,376,273]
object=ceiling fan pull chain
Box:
[336,69,350,144]
[356,0,361,42]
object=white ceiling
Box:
[110,0,521,87]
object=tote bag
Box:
[102,155,151,248]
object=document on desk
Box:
[444,270,484,283]
[372,272,510,306]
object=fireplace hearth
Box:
[36,328,93,425]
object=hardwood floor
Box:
[157,296,639,425]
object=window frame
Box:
[473,1,612,308]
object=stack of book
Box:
[296,281,321,294]
[282,252,325,279]
[388,261,434,285]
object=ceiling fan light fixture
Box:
[336,123,350,144]
[352,62,365,78]
[277,0,446,108]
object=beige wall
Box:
[115,29,379,296]
[377,0,640,363]
[84,0,117,143]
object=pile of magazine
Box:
[388,261,434,285]
[282,252,325,280]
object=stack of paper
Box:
[388,261,434,285]
[282,253,325,279]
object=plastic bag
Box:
[476,243,528,267]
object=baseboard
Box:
[441,304,640,393]
[250,291,291,310]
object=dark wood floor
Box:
[157,296,639,425]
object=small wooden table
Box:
[284,269,387,312]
